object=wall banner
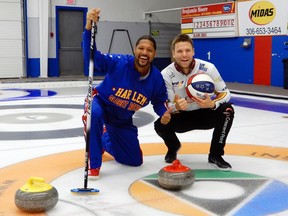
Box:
[238,0,288,36]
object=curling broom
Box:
[71,21,99,194]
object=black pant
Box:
[154,103,234,156]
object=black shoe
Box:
[208,155,232,171]
[165,151,177,163]
[164,143,181,163]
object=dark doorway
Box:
[56,7,87,76]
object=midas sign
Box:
[249,1,275,25]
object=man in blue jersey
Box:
[154,34,234,171]
[83,8,171,178]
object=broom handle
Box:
[84,21,97,189]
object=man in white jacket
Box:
[154,33,234,171]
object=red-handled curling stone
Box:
[158,159,195,190]
[14,177,58,213]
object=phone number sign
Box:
[238,0,288,36]
[181,2,236,38]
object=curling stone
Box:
[15,177,58,213]
[158,159,195,190]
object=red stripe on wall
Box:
[254,36,272,85]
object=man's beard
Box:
[135,56,150,68]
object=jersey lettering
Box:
[128,102,142,111]
[116,88,132,99]
[110,88,148,110]
[132,92,147,105]
[108,95,129,108]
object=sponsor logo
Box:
[172,81,184,88]
[249,1,275,25]
[199,63,208,72]
[223,4,232,12]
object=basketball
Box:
[186,73,215,99]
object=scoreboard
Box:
[181,2,237,38]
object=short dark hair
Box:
[135,35,157,51]
[171,33,194,51]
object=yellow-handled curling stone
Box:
[14,177,58,213]
[158,159,195,190]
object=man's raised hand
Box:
[160,107,173,125]
[174,94,187,111]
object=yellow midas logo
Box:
[249,1,275,25]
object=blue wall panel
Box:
[271,36,288,87]
[48,58,58,77]
[27,58,40,77]
[193,37,254,84]
[27,58,58,77]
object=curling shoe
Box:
[88,168,100,180]
[164,143,181,163]
[208,155,231,171]
[165,151,177,163]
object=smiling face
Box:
[134,39,156,75]
[172,41,195,74]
